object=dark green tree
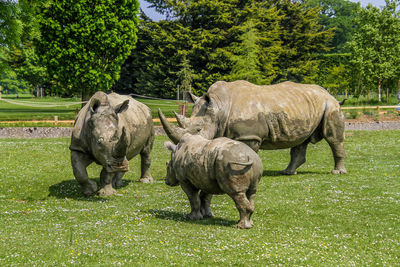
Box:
[273,0,334,83]
[227,2,282,84]
[119,0,333,98]
[305,0,360,52]
[36,0,139,101]
[229,20,264,83]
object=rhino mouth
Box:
[106,158,129,173]
[165,179,179,187]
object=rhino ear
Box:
[204,93,211,103]
[164,141,176,152]
[184,91,199,103]
[114,100,129,114]
[89,98,101,114]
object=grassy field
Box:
[0,94,399,127]
[0,95,190,126]
[0,131,399,265]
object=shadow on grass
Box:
[147,209,237,227]
[263,170,326,176]
[48,178,131,201]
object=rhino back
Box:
[214,138,263,192]
[173,136,224,194]
[210,81,340,149]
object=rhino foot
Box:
[201,210,214,218]
[280,169,297,175]
[236,220,252,229]
[98,185,117,196]
[112,178,123,188]
[139,176,154,183]
[82,180,98,197]
[186,211,203,220]
[331,168,347,175]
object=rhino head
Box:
[87,92,130,173]
[164,141,179,186]
[158,91,221,144]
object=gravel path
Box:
[0,122,399,138]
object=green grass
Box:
[0,131,399,265]
[0,95,191,123]
[337,94,399,106]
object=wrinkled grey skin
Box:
[165,133,263,229]
[70,91,154,196]
[159,80,346,175]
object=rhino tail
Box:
[228,156,253,173]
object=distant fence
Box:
[341,105,399,110]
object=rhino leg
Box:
[200,191,214,218]
[281,141,309,175]
[139,135,154,183]
[322,109,347,174]
[246,188,257,227]
[180,181,203,220]
[230,192,254,229]
[98,168,117,196]
[328,142,347,174]
[112,172,125,188]
[71,150,97,197]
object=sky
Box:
[138,0,388,21]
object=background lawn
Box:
[0,95,190,125]
[0,131,399,265]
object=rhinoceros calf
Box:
[159,80,347,175]
[164,133,263,229]
[70,91,154,196]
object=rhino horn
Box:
[174,111,189,128]
[158,108,187,144]
[112,127,128,157]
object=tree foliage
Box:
[36,0,139,100]
[305,0,359,52]
[348,0,400,101]
[117,0,331,97]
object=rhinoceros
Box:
[159,80,346,175]
[164,133,263,229]
[70,91,154,196]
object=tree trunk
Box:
[378,79,382,102]
[386,87,389,103]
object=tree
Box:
[348,0,400,101]
[305,0,359,53]
[229,20,265,84]
[176,54,193,98]
[227,2,282,84]
[36,0,139,101]
[0,1,23,48]
[118,0,332,98]
[273,0,334,83]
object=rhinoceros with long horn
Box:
[70,91,154,196]
[158,80,346,175]
[164,133,263,229]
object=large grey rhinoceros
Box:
[70,91,154,196]
[159,80,346,175]
[164,133,263,229]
